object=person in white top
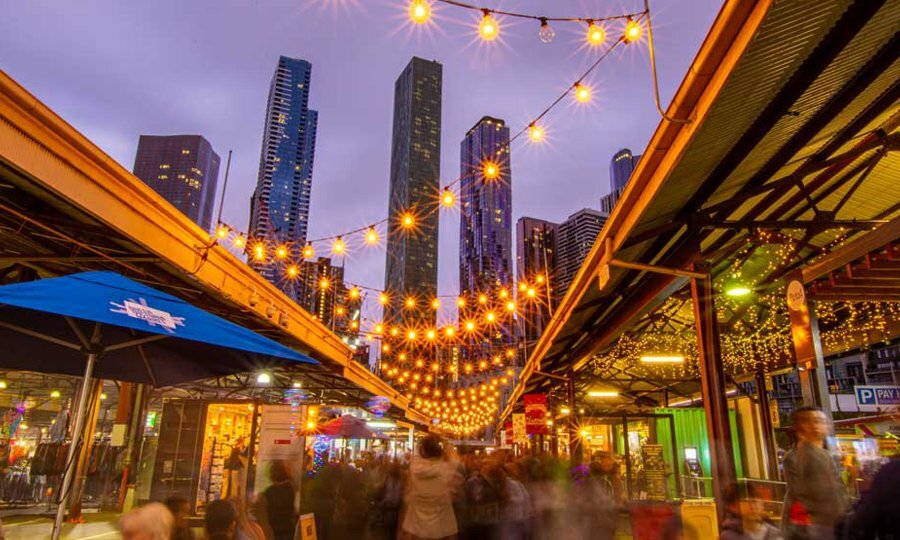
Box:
[400,435,462,540]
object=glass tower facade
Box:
[609,148,641,192]
[249,56,318,299]
[515,216,558,347]
[556,208,607,305]
[384,57,442,328]
[133,134,220,232]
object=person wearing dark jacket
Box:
[844,456,900,539]
[721,484,782,540]
[263,460,298,540]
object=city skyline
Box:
[1,0,721,315]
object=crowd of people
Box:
[111,407,898,540]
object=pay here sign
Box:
[855,385,900,407]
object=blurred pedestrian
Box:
[844,455,900,539]
[720,484,781,540]
[205,499,237,540]
[497,463,531,540]
[164,495,194,540]
[782,407,848,540]
[401,435,462,540]
[229,497,265,540]
[120,502,174,540]
[262,460,298,540]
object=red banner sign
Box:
[524,394,548,435]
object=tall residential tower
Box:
[384,57,443,327]
[133,135,220,231]
[515,217,558,346]
[249,56,319,298]
[556,208,607,304]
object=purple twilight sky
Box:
[1,0,721,323]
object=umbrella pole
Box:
[51,352,98,540]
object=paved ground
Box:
[1,511,120,540]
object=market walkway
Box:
[1,511,120,539]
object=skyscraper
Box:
[295,257,344,329]
[133,135,220,231]
[602,148,641,213]
[556,208,607,303]
[384,57,442,327]
[249,56,319,297]
[515,217,558,346]
[459,116,513,295]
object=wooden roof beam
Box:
[802,215,900,283]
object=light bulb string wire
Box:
[435,0,643,24]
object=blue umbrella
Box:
[0,270,317,538]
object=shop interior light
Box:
[640,355,685,364]
[725,285,752,297]
[50,390,61,398]
[256,373,272,385]
[0,381,7,389]
[587,390,619,398]
[292,381,302,388]
[560,407,570,415]
[367,421,396,429]
[100,393,108,400]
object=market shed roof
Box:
[504,0,900,417]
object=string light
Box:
[253,242,266,261]
[286,265,299,278]
[624,18,642,43]
[379,292,389,305]
[349,286,361,300]
[405,296,417,309]
[365,227,379,244]
[478,10,500,41]
[441,188,456,207]
[528,123,544,143]
[275,245,288,259]
[408,0,431,24]
[574,82,592,103]
[303,243,315,259]
[318,277,330,290]
[216,225,229,239]
[587,21,606,46]
[332,236,346,255]
[482,160,500,180]
[401,212,416,229]
[431,298,441,309]
[538,17,555,43]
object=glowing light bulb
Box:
[286,265,299,278]
[426,329,436,340]
[478,294,488,305]
[374,323,384,334]
[506,301,516,312]
[527,287,537,298]
[478,10,499,41]
[365,227,379,244]
[574,82,592,103]
[538,18,555,43]
[349,287,361,300]
[50,390,61,398]
[431,298,441,309]
[586,22,606,46]
[445,326,455,338]
[405,296,416,309]
[275,245,288,259]
[535,274,545,284]
[253,242,266,261]
[401,212,415,229]
[465,320,476,332]
[624,19,642,43]
[457,296,466,308]
[485,311,496,323]
[332,236,346,255]
[216,225,229,239]
[528,123,544,143]
[379,292,389,305]
[441,188,455,207]
[302,243,315,259]
[518,282,528,292]
[408,0,431,25]
[407,330,417,341]
[482,160,500,180]
[319,277,330,290]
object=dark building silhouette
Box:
[384,57,442,328]
[249,56,319,299]
[133,135,220,231]
[515,217,558,348]
[556,208,607,305]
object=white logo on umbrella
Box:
[109,298,185,333]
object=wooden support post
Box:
[755,371,779,480]
[690,263,737,518]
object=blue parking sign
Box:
[855,385,900,407]
[856,386,876,405]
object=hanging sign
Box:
[524,394,548,435]
[512,413,528,446]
